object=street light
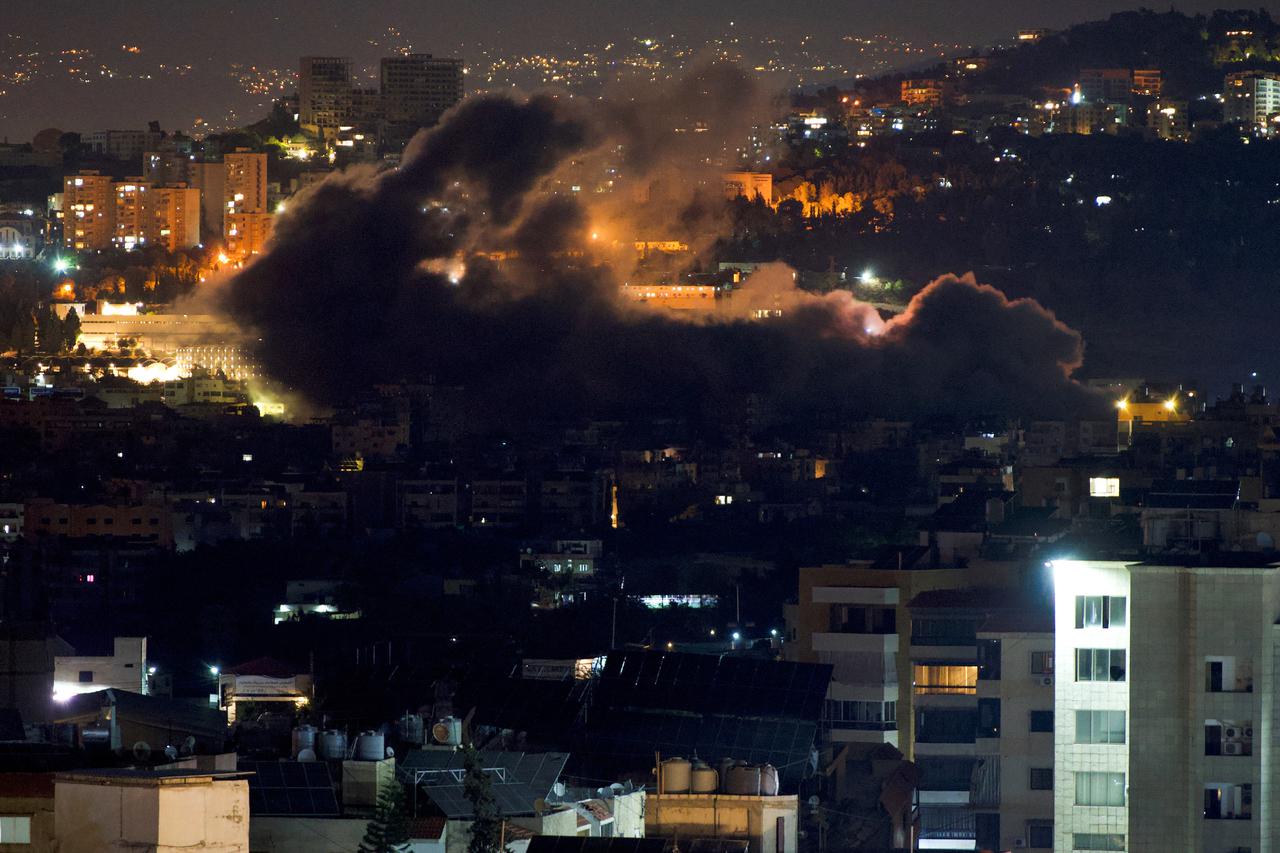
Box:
[209,666,220,676]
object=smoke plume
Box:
[218,67,1106,431]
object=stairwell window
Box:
[1075,648,1125,682]
[1075,595,1126,629]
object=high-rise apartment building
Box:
[112,179,151,251]
[149,186,201,251]
[63,171,115,251]
[299,56,355,132]
[1224,70,1280,129]
[143,150,190,186]
[187,162,226,240]
[1053,558,1278,852]
[380,54,464,126]
[223,150,270,258]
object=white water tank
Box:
[320,729,347,760]
[691,762,718,794]
[291,725,317,758]
[661,757,691,793]
[760,764,779,796]
[354,731,385,761]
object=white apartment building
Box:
[1053,558,1278,853]
[1224,71,1280,130]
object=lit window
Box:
[1076,710,1126,744]
[1089,477,1120,497]
[1075,596,1126,629]
[1075,648,1125,682]
[0,815,31,843]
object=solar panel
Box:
[594,651,831,721]
[238,760,340,817]
[399,750,570,819]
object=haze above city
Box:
[3,0,1276,139]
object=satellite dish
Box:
[553,782,566,798]
[297,748,318,762]
[385,746,395,759]
[132,741,152,762]
[807,795,820,808]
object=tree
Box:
[356,778,412,853]
[62,308,81,352]
[463,744,504,853]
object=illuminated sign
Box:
[1089,477,1121,498]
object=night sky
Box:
[3,1,1277,140]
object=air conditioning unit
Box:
[1225,727,1239,739]
[1224,742,1244,756]
[1039,676,1053,686]
[1244,727,1254,739]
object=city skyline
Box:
[3,0,1276,139]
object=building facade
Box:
[1053,558,1279,852]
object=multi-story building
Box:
[380,53,464,148]
[784,558,1023,759]
[1224,70,1280,129]
[143,149,189,186]
[901,79,945,107]
[187,161,226,239]
[1147,100,1189,141]
[223,149,269,258]
[82,129,162,161]
[63,171,114,251]
[1131,68,1163,97]
[909,588,1054,852]
[299,55,355,132]
[1053,557,1279,852]
[1079,69,1132,103]
[111,178,150,250]
[148,185,201,250]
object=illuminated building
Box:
[216,658,312,724]
[62,171,114,251]
[52,637,148,702]
[722,171,773,203]
[224,149,267,217]
[111,179,150,251]
[175,344,259,381]
[298,56,355,132]
[143,149,189,186]
[23,499,173,548]
[1079,68,1132,103]
[75,311,237,354]
[900,79,945,107]
[1016,29,1049,42]
[1146,100,1189,141]
[380,53,464,149]
[1224,70,1280,130]
[621,283,723,311]
[1131,68,1163,97]
[148,185,201,251]
[224,211,273,258]
[0,208,41,259]
[1052,558,1280,852]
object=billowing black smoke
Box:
[220,85,1107,431]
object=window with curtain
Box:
[1075,772,1125,806]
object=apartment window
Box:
[1075,772,1125,806]
[1076,710,1126,744]
[911,617,976,646]
[824,700,896,730]
[977,698,1000,738]
[1026,821,1053,848]
[0,815,30,843]
[1030,650,1054,675]
[1075,648,1125,682]
[78,671,93,683]
[977,639,1001,680]
[1029,710,1054,732]
[1072,833,1124,851]
[913,663,977,695]
[1204,783,1252,820]
[1029,768,1053,790]
[1075,595,1126,628]
[1205,656,1253,692]
[915,707,977,743]
[1204,720,1253,756]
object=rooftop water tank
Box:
[661,757,692,794]
[291,725,317,759]
[354,731,385,761]
[691,762,718,794]
[725,764,761,796]
[760,764,779,796]
[320,729,347,760]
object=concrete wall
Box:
[54,777,249,852]
[54,637,147,700]
[646,793,797,853]
[249,816,367,852]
